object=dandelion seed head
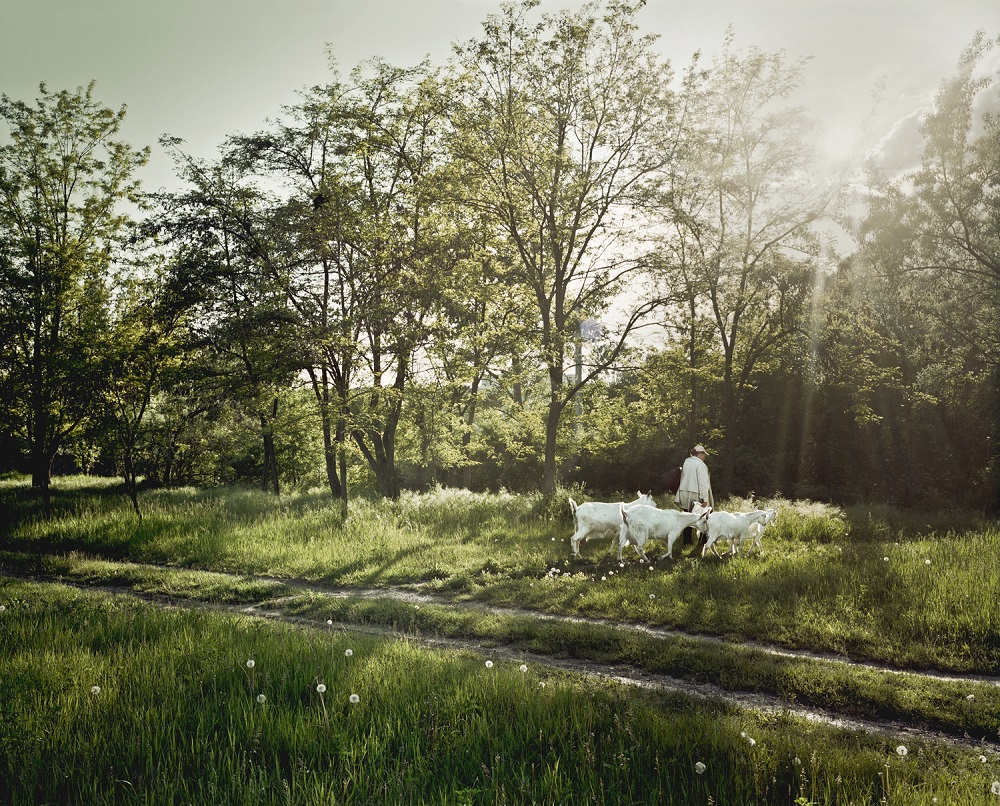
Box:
[0,605,5,612]
[246,659,255,669]
[747,737,756,747]
[485,660,493,668]
[326,619,333,626]
[91,685,101,695]
[257,694,266,704]
[694,761,706,774]
[992,781,1000,796]
[925,558,931,565]
[316,683,326,694]
[968,694,976,701]
[520,664,528,673]
[349,694,360,704]
[884,557,889,562]
[896,745,908,757]
[344,649,353,657]
[649,594,655,599]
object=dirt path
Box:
[7,564,1000,754]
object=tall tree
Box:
[229,59,454,504]
[657,33,831,496]
[156,150,300,497]
[860,32,1000,508]
[449,0,681,497]
[0,82,148,512]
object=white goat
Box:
[701,509,770,559]
[731,508,777,556]
[569,492,656,557]
[617,504,712,563]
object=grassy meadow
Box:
[2,474,1000,804]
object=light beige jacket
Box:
[676,455,714,510]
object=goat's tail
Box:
[569,498,578,530]
[620,503,628,525]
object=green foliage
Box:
[0,82,149,497]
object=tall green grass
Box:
[3,578,999,805]
[2,477,999,673]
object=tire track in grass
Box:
[132,562,1000,688]
[5,565,1000,754]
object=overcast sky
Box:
[3,0,998,191]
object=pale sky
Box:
[2,0,998,191]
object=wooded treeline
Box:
[1,2,998,514]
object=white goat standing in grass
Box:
[731,508,777,556]
[617,504,712,563]
[701,508,770,559]
[569,492,656,557]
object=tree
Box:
[656,33,832,496]
[224,59,456,505]
[860,32,1000,508]
[449,0,681,497]
[0,82,148,512]
[156,149,301,497]
[96,252,185,517]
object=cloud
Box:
[869,104,930,174]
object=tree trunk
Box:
[31,450,52,517]
[260,398,280,495]
[720,353,737,498]
[123,446,142,519]
[461,379,480,490]
[687,295,699,448]
[542,399,562,498]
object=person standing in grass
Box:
[677,444,714,550]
